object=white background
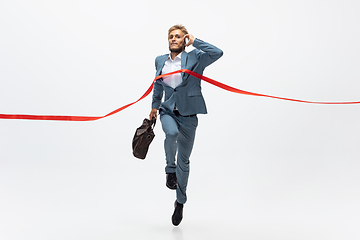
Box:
[1,0,359,239]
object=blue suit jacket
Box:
[151,38,223,116]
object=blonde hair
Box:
[168,24,188,36]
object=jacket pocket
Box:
[187,90,202,97]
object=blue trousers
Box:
[160,108,198,204]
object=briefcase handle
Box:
[150,117,156,128]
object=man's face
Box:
[168,29,186,53]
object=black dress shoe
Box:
[166,173,178,190]
[172,201,183,226]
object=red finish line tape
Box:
[1,69,359,121]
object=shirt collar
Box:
[167,51,182,61]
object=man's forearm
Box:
[151,81,163,109]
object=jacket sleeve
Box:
[192,38,223,68]
[151,56,163,109]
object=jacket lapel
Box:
[156,55,169,77]
[181,51,189,81]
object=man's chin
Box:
[169,46,184,53]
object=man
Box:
[149,25,223,226]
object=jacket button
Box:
[174,89,176,92]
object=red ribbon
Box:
[1,69,359,121]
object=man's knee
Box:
[166,129,179,139]
[177,157,190,172]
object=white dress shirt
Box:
[161,52,182,89]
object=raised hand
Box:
[184,34,195,47]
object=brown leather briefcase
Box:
[132,118,156,159]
